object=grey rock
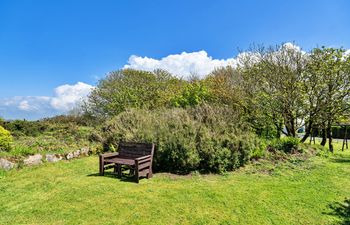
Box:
[66,152,74,160]
[80,147,89,156]
[24,154,42,166]
[0,158,15,170]
[46,154,63,163]
[73,150,80,158]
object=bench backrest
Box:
[118,142,155,159]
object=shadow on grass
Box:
[87,171,141,183]
[326,198,350,225]
[330,154,350,164]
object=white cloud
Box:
[0,82,94,120]
[18,100,31,111]
[122,43,307,79]
[0,96,50,111]
[281,42,302,52]
[124,50,238,78]
[50,82,94,111]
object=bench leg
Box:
[135,161,139,183]
[135,173,139,183]
[99,155,104,176]
[117,164,122,178]
[148,167,153,179]
[113,164,117,173]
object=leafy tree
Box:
[204,66,244,108]
[171,81,209,108]
[86,69,183,118]
[303,47,350,152]
[237,44,307,137]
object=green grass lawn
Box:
[0,144,349,224]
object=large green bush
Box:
[0,126,13,151]
[2,120,47,137]
[102,104,264,174]
[270,137,300,153]
[330,126,350,139]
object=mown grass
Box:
[0,142,349,224]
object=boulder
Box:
[73,150,80,158]
[0,158,15,170]
[46,154,63,163]
[80,147,90,156]
[66,152,74,160]
[24,154,42,166]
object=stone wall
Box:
[0,147,91,171]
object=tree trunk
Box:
[327,124,334,153]
[285,119,296,137]
[285,123,291,137]
[274,122,282,139]
[320,128,327,146]
[301,120,313,143]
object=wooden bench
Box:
[99,142,155,183]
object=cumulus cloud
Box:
[0,82,94,120]
[124,50,239,78]
[281,42,302,52]
[50,82,94,111]
[123,43,307,79]
[0,96,51,112]
[18,100,31,111]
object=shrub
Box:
[250,138,267,159]
[0,126,13,151]
[270,137,300,153]
[171,81,209,108]
[102,104,264,174]
[2,120,46,137]
[331,126,350,139]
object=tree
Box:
[85,69,183,118]
[204,66,244,108]
[237,44,307,137]
[303,47,350,152]
[171,80,209,108]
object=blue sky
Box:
[0,0,349,120]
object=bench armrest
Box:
[135,155,152,164]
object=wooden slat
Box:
[120,146,152,152]
[138,162,151,170]
[120,142,153,148]
[138,158,151,164]
[104,158,135,166]
[119,153,144,158]
[120,148,151,155]
[119,144,153,153]
[119,150,145,155]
